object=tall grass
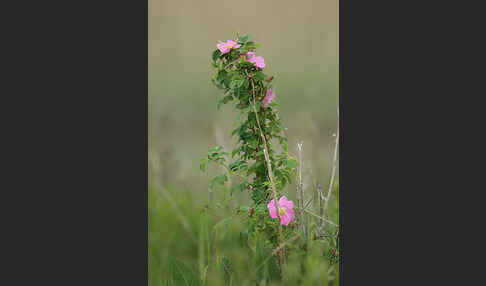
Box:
[149,181,339,285]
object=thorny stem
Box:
[323,109,339,225]
[245,69,286,269]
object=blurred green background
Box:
[149,0,339,285]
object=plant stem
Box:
[246,69,286,267]
[296,207,338,227]
[297,141,306,239]
[323,110,339,225]
[318,183,324,235]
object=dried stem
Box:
[304,197,313,209]
[297,141,306,239]
[296,207,338,227]
[323,109,339,225]
[318,183,324,234]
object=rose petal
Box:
[280,213,291,226]
[267,199,277,218]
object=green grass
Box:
[148,179,339,286]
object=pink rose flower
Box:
[246,51,265,69]
[230,50,265,69]
[267,196,295,226]
[250,56,265,69]
[246,51,256,61]
[263,89,275,108]
[217,40,241,54]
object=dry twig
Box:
[323,109,339,226]
[297,141,306,239]
[296,207,338,227]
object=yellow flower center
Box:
[226,43,234,48]
[279,207,286,216]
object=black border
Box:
[5,0,149,284]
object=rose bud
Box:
[266,76,274,82]
[249,207,255,217]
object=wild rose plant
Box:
[201,33,298,251]
[268,196,295,226]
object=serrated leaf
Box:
[238,34,250,43]
[210,174,227,190]
[212,49,222,61]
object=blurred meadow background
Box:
[149,0,339,285]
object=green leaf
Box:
[223,73,232,88]
[286,159,297,168]
[238,33,250,43]
[210,174,228,190]
[220,256,233,285]
[170,258,199,286]
[200,158,207,172]
[244,41,259,50]
[212,49,222,61]
[236,110,244,121]
[225,95,233,103]
[254,71,265,81]
[231,182,248,195]
[238,79,247,88]
[237,205,250,214]
[228,160,240,171]
[238,232,249,248]
[213,217,232,240]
